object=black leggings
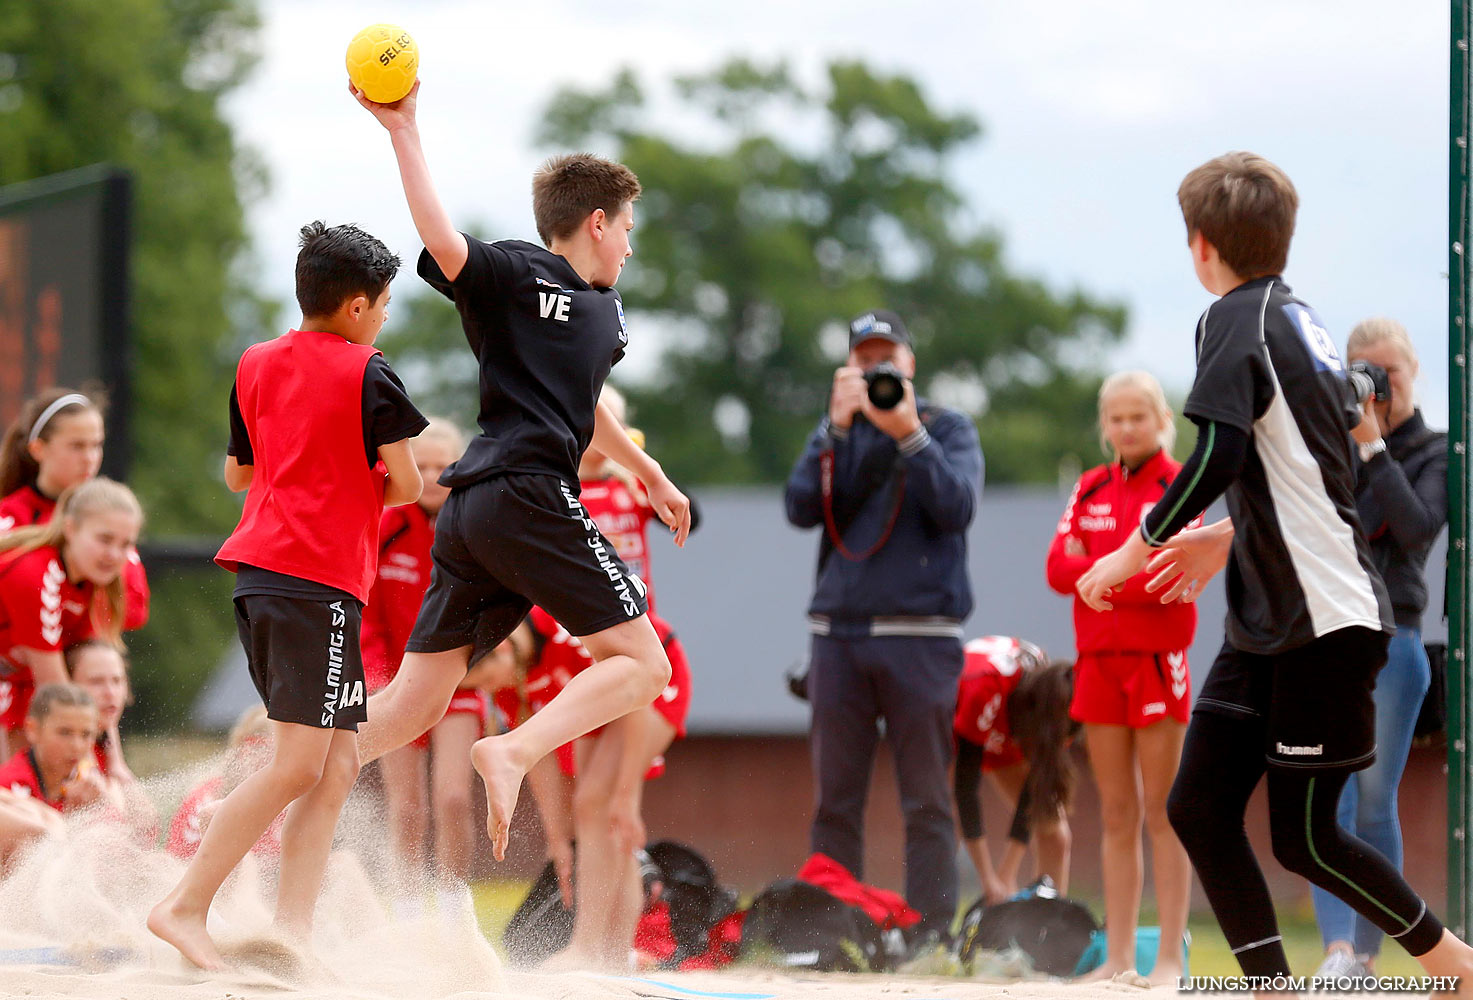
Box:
[1166,712,1443,977]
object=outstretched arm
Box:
[351,80,468,282]
[592,400,691,546]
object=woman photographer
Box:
[1313,318,1447,979]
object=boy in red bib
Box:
[149,222,426,970]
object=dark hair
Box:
[532,154,641,245]
[294,221,401,318]
[29,682,96,722]
[0,387,106,498]
[66,638,135,708]
[1009,660,1078,827]
[1177,152,1298,279]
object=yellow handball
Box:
[345,23,418,104]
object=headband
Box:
[28,394,92,445]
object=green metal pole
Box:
[1449,0,1471,937]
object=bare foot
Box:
[147,895,227,972]
[471,735,525,861]
[1079,962,1131,983]
[1147,962,1183,988]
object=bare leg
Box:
[1416,930,1473,997]
[551,731,624,970]
[274,730,362,937]
[357,648,470,765]
[1082,724,1142,980]
[604,711,674,967]
[379,743,430,888]
[473,616,669,860]
[149,721,334,970]
[428,710,481,884]
[1138,719,1190,985]
[986,761,1074,893]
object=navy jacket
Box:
[784,403,983,626]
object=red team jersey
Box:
[0,749,68,810]
[579,476,657,609]
[0,484,151,632]
[167,775,283,861]
[1045,449,1198,655]
[360,503,488,746]
[0,546,104,730]
[953,636,1038,770]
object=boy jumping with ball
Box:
[348,78,690,946]
[150,222,427,970]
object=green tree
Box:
[0,0,268,532]
[0,0,269,730]
[389,60,1126,485]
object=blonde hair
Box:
[412,417,464,459]
[0,478,143,643]
[1098,370,1176,458]
[1347,317,1419,372]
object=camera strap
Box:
[820,449,905,561]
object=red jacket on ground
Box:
[1046,449,1198,654]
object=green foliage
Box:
[0,0,268,730]
[392,60,1125,484]
[0,0,269,532]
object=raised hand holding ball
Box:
[345,23,418,104]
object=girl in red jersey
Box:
[0,479,142,760]
[1046,371,1196,984]
[952,636,1075,903]
[0,683,112,814]
[0,388,150,631]
[485,607,692,968]
[66,639,157,839]
[360,419,491,909]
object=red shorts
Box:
[0,673,34,731]
[410,689,489,751]
[1070,650,1190,728]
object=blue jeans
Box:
[1312,626,1431,957]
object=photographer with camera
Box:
[784,309,983,944]
[1311,318,1448,980]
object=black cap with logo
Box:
[848,309,911,350]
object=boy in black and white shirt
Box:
[1077,152,1473,983]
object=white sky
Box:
[226,0,1454,426]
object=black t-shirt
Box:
[1182,276,1392,653]
[227,354,427,469]
[234,564,359,603]
[418,236,628,488]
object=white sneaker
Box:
[1313,950,1371,982]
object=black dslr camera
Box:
[864,362,906,410]
[1348,360,1391,405]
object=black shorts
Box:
[406,473,648,655]
[234,594,368,731]
[1193,626,1390,771]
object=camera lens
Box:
[864,362,905,410]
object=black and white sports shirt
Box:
[1183,276,1393,654]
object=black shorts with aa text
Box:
[234,594,368,731]
[1193,626,1390,771]
[406,473,649,655]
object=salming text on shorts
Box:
[1193,626,1389,770]
[407,473,649,654]
[234,594,368,731]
